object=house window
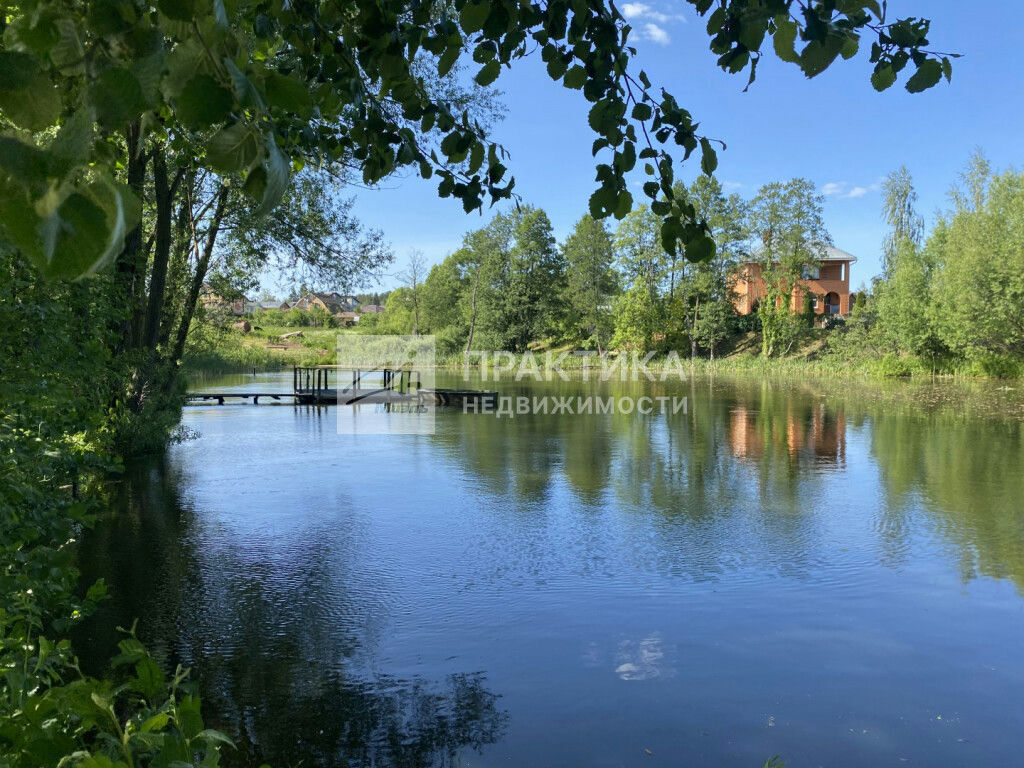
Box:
[802,265,820,280]
[811,296,819,310]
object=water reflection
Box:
[76,459,507,768]
[76,373,1024,767]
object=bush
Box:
[821,314,846,331]
[730,311,762,334]
[876,354,914,377]
[963,351,1024,379]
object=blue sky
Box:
[313,1,1022,294]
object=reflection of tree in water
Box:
[869,408,1024,592]
[200,662,507,768]
[77,455,508,768]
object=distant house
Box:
[336,311,360,326]
[360,304,385,314]
[253,300,286,311]
[733,246,858,317]
[199,282,248,316]
[291,292,359,315]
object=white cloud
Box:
[822,181,880,200]
[723,181,744,191]
[621,3,684,45]
[644,22,671,45]
[622,3,652,18]
[623,3,685,23]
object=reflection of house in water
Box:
[729,403,846,465]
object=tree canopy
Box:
[1,0,953,279]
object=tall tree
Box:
[875,166,942,361]
[670,176,747,358]
[747,179,831,356]
[881,166,924,275]
[399,250,429,335]
[563,215,619,351]
[931,156,1024,359]
[612,205,664,350]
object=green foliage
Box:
[0,248,233,767]
[0,1,951,278]
[930,157,1024,359]
[563,214,618,350]
[748,178,830,355]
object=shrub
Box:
[876,354,914,377]
[821,314,846,331]
[963,351,1024,379]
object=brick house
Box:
[733,246,858,317]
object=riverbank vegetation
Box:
[354,155,1024,379]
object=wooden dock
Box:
[185,367,498,408]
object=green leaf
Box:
[206,122,261,172]
[699,138,717,175]
[0,138,60,187]
[264,72,313,118]
[460,2,490,34]
[43,195,107,276]
[197,729,236,748]
[0,74,62,130]
[684,232,716,263]
[631,103,652,121]
[176,695,204,740]
[225,59,266,110]
[158,0,199,22]
[906,59,943,93]
[141,713,170,732]
[177,74,233,129]
[614,188,633,219]
[870,64,896,91]
[438,41,460,78]
[772,17,800,64]
[0,52,38,90]
[799,36,843,78]
[475,60,500,86]
[50,19,86,75]
[90,67,147,126]
[563,65,587,89]
[132,657,166,701]
[256,135,290,215]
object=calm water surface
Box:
[76,372,1024,767]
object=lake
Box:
[75,371,1024,767]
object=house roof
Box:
[820,246,857,263]
[746,245,857,264]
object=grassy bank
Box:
[184,324,1024,382]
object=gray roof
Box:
[748,245,857,263]
[821,245,857,263]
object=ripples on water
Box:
[75,373,1024,768]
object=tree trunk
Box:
[169,186,229,371]
[464,268,479,354]
[115,121,147,352]
[142,148,173,351]
[690,297,700,361]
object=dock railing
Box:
[293,366,422,397]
